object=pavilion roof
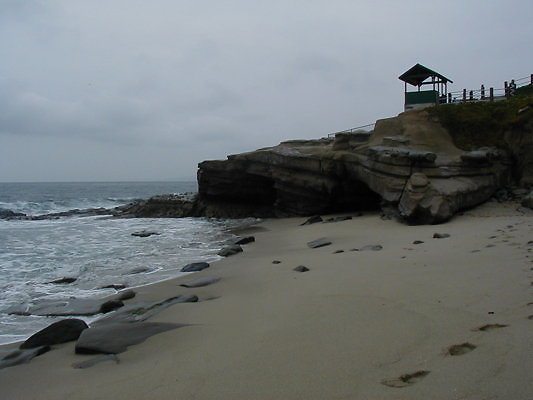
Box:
[398,63,453,86]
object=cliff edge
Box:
[120,95,533,224]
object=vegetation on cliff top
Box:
[427,91,533,150]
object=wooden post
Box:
[489,87,494,102]
[531,74,533,85]
[469,90,473,101]
[448,93,452,103]
[481,84,485,100]
[463,89,466,102]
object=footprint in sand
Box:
[447,342,476,356]
[381,370,430,388]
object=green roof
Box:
[399,63,453,86]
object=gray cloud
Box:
[1,0,532,181]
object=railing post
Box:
[463,89,466,102]
[489,87,494,102]
[448,93,452,103]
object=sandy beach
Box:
[1,200,532,400]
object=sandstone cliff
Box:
[119,96,532,224]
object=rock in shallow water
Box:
[131,230,160,237]
[218,245,243,257]
[48,277,77,284]
[181,262,210,272]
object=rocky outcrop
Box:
[117,106,532,224]
[193,110,516,224]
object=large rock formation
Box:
[117,102,532,224]
[194,110,515,224]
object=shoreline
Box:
[1,201,532,399]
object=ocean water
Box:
[0,182,254,345]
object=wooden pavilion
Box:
[399,63,452,111]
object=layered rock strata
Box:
[117,108,532,224]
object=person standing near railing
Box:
[509,79,517,96]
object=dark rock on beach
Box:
[358,244,383,251]
[181,262,210,272]
[20,319,88,349]
[307,238,332,249]
[75,322,185,355]
[99,299,124,314]
[8,291,135,317]
[101,284,127,290]
[93,295,199,325]
[233,236,255,245]
[325,216,352,223]
[433,233,450,239]
[218,245,243,257]
[301,215,323,225]
[116,289,136,301]
[127,267,151,275]
[293,265,310,272]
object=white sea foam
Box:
[0,181,244,345]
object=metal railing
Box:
[446,74,532,103]
[325,74,532,138]
[327,122,375,138]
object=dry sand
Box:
[1,200,532,400]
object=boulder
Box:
[116,289,136,301]
[307,238,332,249]
[218,245,243,257]
[181,262,210,272]
[300,215,323,225]
[100,300,124,314]
[75,322,184,354]
[92,295,199,325]
[20,319,88,349]
[233,236,255,245]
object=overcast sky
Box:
[1,0,532,182]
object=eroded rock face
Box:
[194,110,516,224]
[119,108,531,224]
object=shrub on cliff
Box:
[427,93,533,150]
